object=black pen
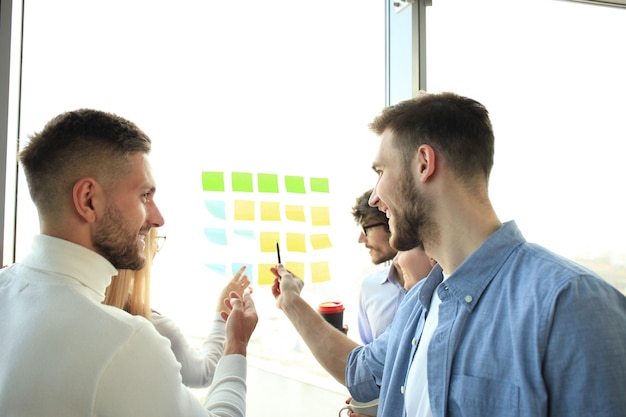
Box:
[276,242,281,264]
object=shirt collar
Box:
[384,264,397,284]
[22,235,119,302]
[419,221,525,311]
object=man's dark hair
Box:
[370,91,495,189]
[351,188,389,232]
[19,109,152,219]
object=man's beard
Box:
[390,171,436,252]
[93,203,145,270]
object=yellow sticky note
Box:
[285,262,305,280]
[285,205,306,222]
[287,233,306,252]
[234,200,255,221]
[311,206,330,226]
[260,201,281,221]
[310,234,332,250]
[258,264,277,285]
[260,232,280,252]
[311,262,330,282]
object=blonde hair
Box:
[103,228,158,320]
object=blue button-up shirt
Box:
[346,221,626,417]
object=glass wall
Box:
[426,0,626,293]
[14,0,386,394]
[10,0,626,401]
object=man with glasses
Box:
[351,189,405,344]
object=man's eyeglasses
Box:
[361,222,386,237]
[154,236,167,252]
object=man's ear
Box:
[72,178,101,223]
[415,144,437,183]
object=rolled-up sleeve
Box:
[346,332,389,403]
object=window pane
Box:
[16,0,386,394]
[427,0,626,292]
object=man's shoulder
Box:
[361,265,391,284]
[508,242,606,286]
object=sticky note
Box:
[286,233,306,252]
[285,175,306,194]
[233,229,255,240]
[310,234,332,250]
[205,264,227,276]
[258,173,279,193]
[258,264,277,285]
[311,206,331,226]
[202,171,225,191]
[260,201,281,221]
[232,172,254,192]
[260,232,281,252]
[310,177,329,193]
[285,205,306,222]
[204,228,227,245]
[234,200,255,221]
[232,263,253,278]
[311,262,331,283]
[285,262,305,280]
[204,200,226,220]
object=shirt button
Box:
[464,295,473,303]
[401,386,405,394]
[412,338,417,346]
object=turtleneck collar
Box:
[21,234,119,302]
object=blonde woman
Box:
[104,228,250,388]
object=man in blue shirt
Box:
[272,91,626,417]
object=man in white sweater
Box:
[0,108,258,417]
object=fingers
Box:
[231,266,250,287]
[221,290,246,319]
[225,290,254,310]
[270,266,280,278]
[240,274,250,288]
[218,268,251,307]
[224,291,241,310]
[271,264,291,280]
[233,265,246,278]
[241,290,256,313]
[271,277,281,298]
[226,291,258,329]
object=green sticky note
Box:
[310,177,329,193]
[258,173,279,193]
[232,172,254,192]
[202,172,225,191]
[285,175,306,194]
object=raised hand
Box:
[270,264,304,310]
[216,265,251,314]
[221,291,258,356]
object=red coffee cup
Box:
[318,301,344,332]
